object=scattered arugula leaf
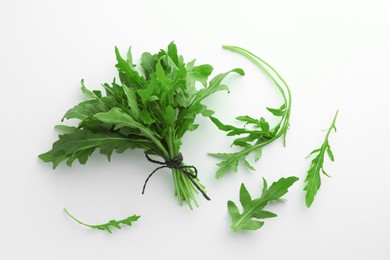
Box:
[304,110,339,207]
[64,208,140,234]
[209,46,292,178]
[228,176,298,231]
[39,42,244,208]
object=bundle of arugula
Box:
[39,42,244,208]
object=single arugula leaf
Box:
[266,107,284,116]
[62,99,109,121]
[176,68,244,139]
[81,79,102,99]
[141,52,157,79]
[304,110,339,207]
[54,125,77,134]
[228,176,299,231]
[39,42,243,209]
[38,128,148,168]
[209,46,292,178]
[123,84,140,120]
[93,107,165,151]
[64,208,140,234]
[114,46,145,88]
[188,64,213,87]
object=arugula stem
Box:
[222,45,292,154]
[165,127,202,209]
[181,174,199,208]
[318,110,339,159]
[325,110,339,140]
[223,46,291,109]
[172,170,182,204]
[222,45,292,143]
[315,110,339,164]
[64,208,93,228]
[209,46,293,178]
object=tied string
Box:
[142,150,211,201]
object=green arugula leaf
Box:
[228,176,299,231]
[304,110,339,207]
[188,64,213,87]
[176,68,244,139]
[38,128,147,168]
[167,41,179,66]
[81,79,102,99]
[54,125,77,134]
[266,107,284,116]
[123,84,140,120]
[210,46,292,178]
[62,100,109,121]
[193,68,244,104]
[114,46,145,88]
[164,105,176,127]
[236,115,260,126]
[64,208,140,234]
[141,52,157,79]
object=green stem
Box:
[221,45,292,157]
[222,45,292,144]
[317,109,339,160]
[324,110,339,141]
[64,208,93,228]
[222,45,291,112]
[165,127,202,209]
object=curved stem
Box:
[223,46,292,108]
[64,208,93,228]
[222,45,291,142]
[223,45,289,110]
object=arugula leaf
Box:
[39,42,243,209]
[228,176,299,231]
[188,64,213,87]
[304,110,339,207]
[176,68,244,139]
[62,100,109,121]
[141,52,157,79]
[64,208,140,234]
[38,128,146,168]
[209,46,292,178]
[114,46,145,88]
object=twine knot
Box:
[142,150,210,201]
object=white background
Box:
[1,0,389,259]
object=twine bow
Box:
[142,150,211,200]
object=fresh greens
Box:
[304,110,339,207]
[64,208,140,234]
[209,46,292,178]
[228,176,298,231]
[39,42,244,208]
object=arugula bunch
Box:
[210,46,292,178]
[304,110,339,207]
[39,42,244,208]
[228,176,298,231]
